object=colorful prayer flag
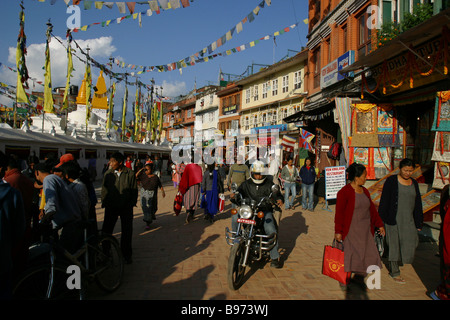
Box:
[44,22,54,113]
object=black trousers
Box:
[102,205,134,260]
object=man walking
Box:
[101,152,138,264]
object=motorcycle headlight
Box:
[239,205,253,219]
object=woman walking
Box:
[136,163,165,230]
[201,164,224,222]
[171,162,181,187]
[280,158,299,210]
[378,158,423,284]
[178,154,203,224]
[335,163,385,288]
[299,157,316,212]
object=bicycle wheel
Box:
[94,234,124,292]
[13,263,78,300]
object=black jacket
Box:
[236,176,283,212]
[378,175,423,229]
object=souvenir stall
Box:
[348,103,399,180]
[431,91,450,189]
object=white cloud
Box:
[160,80,187,98]
[6,36,116,91]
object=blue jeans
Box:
[284,182,296,209]
[231,211,279,260]
[301,183,314,210]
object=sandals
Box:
[391,276,406,284]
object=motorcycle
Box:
[225,183,281,290]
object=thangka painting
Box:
[432,161,450,189]
[432,131,450,162]
[374,147,391,169]
[354,108,376,134]
[432,91,450,131]
[377,109,394,133]
[421,190,441,215]
[352,147,369,165]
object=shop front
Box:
[341,10,450,185]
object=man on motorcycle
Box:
[230,160,284,268]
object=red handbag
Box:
[174,192,183,216]
[322,240,351,285]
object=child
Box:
[136,163,165,229]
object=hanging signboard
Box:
[321,51,355,89]
[324,166,347,200]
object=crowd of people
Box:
[1,148,449,300]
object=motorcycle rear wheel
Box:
[227,241,246,290]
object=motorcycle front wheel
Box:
[227,241,246,290]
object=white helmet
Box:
[250,160,266,184]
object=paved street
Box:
[89,174,441,301]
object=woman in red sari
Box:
[178,153,203,224]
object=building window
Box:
[326,38,331,64]
[294,71,302,90]
[312,47,321,89]
[253,85,259,101]
[245,88,251,104]
[244,116,249,131]
[382,0,393,24]
[272,79,278,96]
[282,75,289,93]
[358,10,372,58]
[272,110,278,124]
[262,81,269,99]
[342,25,348,54]
[187,109,191,118]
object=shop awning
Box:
[283,98,335,123]
[341,8,450,74]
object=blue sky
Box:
[0,0,309,112]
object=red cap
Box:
[55,153,75,168]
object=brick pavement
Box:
[89,175,441,300]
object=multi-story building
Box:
[217,83,241,140]
[163,92,196,144]
[233,50,308,160]
[194,85,221,148]
[292,0,450,182]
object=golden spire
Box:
[92,71,108,109]
[76,73,87,105]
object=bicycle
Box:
[12,219,124,300]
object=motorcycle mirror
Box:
[271,184,280,194]
[231,183,238,192]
